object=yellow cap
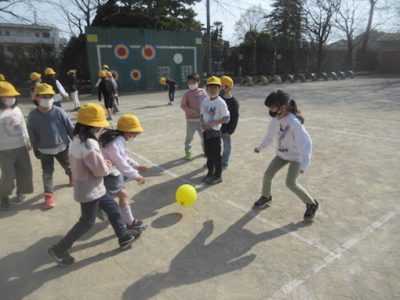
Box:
[98,70,107,78]
[0,81,21,97]
[117,114,144,133]
[221,75,234,89]
[206,76,221,86]
[0,73,5,81]
[159,77,166,85]
[34,83,55,95]
[44,67,56,75]
[106,71,113,77]
[67,69,77,75]
[77,103,109,127]
[29,72,41,81]
[103,64,109,70]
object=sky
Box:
[0,0,398,45]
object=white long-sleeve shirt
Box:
[101,135,140,179]
[257,113,312,171]
[0,107,30,151]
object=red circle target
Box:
[130,69,142,81]
[141,44,156,60]
[114,44,129,60]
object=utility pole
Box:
[206,0,212,76]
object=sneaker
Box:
[0,196,10,210]
[205,176,222,185]
[47,246,75,266]
[119,228,142,250]
[185,151,192,160]
[167,102,173,106]
[44,193,56,209]
[68,174,73,187]
[97,208,107,221]
[12,194,26,204]
[107,116,113,121]
[126,218,143,229]
[202,173,213,182]
[304,200,319,221]
[252,196,272,210]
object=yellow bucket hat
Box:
[206,76,221,86]
[0,81,21,97]
[98,70,107,78]
[35,83,55,95]
[117,114,144,133]
[44,67,56,75]
[0,73,5,81]
[77,103,109,127]
[29,72,41,81]
[221,75,234,89]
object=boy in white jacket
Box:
[253,90,319,221]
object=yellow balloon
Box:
[176,184,197,207]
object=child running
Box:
[253,90,319,221]
[99,114,147,229]
[0,81,33,210]
[98,70,114,120]
[47,103,142,266]
[27,83,73,209]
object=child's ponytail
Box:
[99,129,123,147]
[288,99,304,124]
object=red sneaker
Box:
[44,193,56,209]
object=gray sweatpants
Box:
[184,120,204,153]
[261,155,315,205]
[0,146,34,199]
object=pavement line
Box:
[269,211,397,299]
[126,149,334,256]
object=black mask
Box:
[269,110,278,118]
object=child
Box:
[106,71,119,114]
[27,83,74,209]
[0,81,33,209]
[99,114,147,228]
[42,67,68,108]
[166,78,177,105]
[66,69,81,111]
[29,72,41,103]
[47,103,142,266]
[200,76,230,185]
[220,76,239,169]
[98,70,114,120]
[181,73,208,160]
[253,90,319,221]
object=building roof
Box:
[376,33,400,42]
[0,22,55,31]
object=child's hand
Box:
[254,147,260,153]
[104,160,113,168]
[136,176,145,185]
[138,166,148,173]
[26,143,32,151]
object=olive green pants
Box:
[261,156,315,205]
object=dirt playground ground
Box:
[0,76,399,300]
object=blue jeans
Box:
[168,89,175,102]
[56,193,129,252]
[221,134,231,167]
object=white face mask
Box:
[3,97,16,107]
[39,98,54,108]
[188,83,198,91]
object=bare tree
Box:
[45,0,103,36]
[0,0,35,22]
[335,0,366,68]
[304,0,341,73]
[234,5,266,42]
[360,0,378,53]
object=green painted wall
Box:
[86,27,203,93]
